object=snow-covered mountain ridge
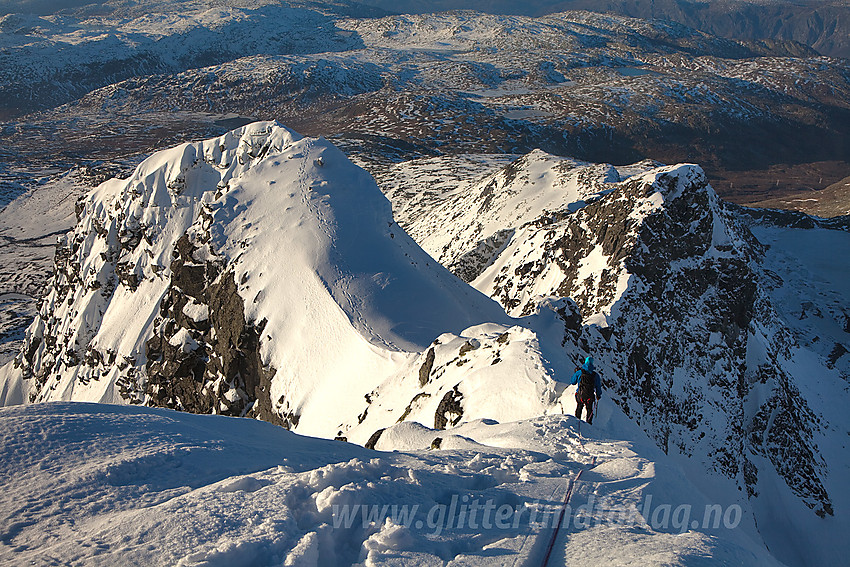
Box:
[384,146,850,565]
[0,401,789,566]
[1,122,849,565]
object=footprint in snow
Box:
[218,476,272,493]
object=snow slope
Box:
[402,150,621,283]
[0,171,86,364]
[0,401,786,566]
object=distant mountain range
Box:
[2,3,848,211]
[355,0,850,58]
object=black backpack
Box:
[578,369,596,400]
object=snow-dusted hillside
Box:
[352,0,850,58]
[0,402,785,566]
[0,1,376,116]
[5,2,850,213]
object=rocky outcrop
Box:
[456,163,834,518]
[4,123,310,427]
[365,428,386,450]
[144,234,284,425]
[418,347,435,387]
[435,385,464,430]
[447,229,514,283]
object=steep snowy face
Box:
[474,164,740,320]
[388,149,662,319]
[570,167,847,564]
[3,122,548,439]
[402,150,621,284]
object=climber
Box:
[570,356,602,424]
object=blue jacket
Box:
[571,356,602,398]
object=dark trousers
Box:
[575,395,595,424]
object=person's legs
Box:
[586,399,594,424]
[575,394,584,420]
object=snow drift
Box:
[0,401,786,566]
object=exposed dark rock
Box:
[140,229,285,426]
[435,385,464,430]
[747,369,833,517]
[83,347,103,368]
[118,222,146,252]
[430,437,443,450]
[358,406,369,424]
[448,229,514,282]
[828,343,848,368]
[418,347,436,387]
[365,428,386,450]
[458,339,479,357]
[114,262,140,291]
[398,392,431,423]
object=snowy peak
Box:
[617,164,748,289]
[471,161,739,321]
[2,122,561,442]
[394,152,745,331]
[385,151,849,563]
